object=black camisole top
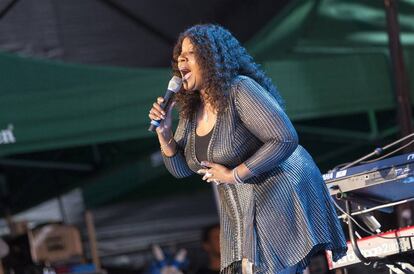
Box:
[195,128,214,162]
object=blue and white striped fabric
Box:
[163,76,347,274]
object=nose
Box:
[178,55,187,64]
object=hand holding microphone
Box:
[148,76,182,133]
[148,97,175,135]
[148,76,182,157]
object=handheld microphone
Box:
[148,76,182,132]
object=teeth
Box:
[183,72,192,80]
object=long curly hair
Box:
[172,24,284,119]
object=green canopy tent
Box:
[245,0,414,163]
[83,0,414,207]
[0,51,215,212]
[1,0,414,212]
[247,0,414,117]
[0,52,172,156]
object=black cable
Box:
[361,139,414,164]
[332,197,414,241]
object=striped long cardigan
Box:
[162,75,347,274]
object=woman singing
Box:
[148,24,346,274]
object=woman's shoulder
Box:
[231,75,255,87]
[230,75,262,96]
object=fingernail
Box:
[162,111,166,115]
[197,169,203,174]
[201,161,206,165]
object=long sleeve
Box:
[162,117,194,178]
[234,76,298,176]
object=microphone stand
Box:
[340,132,414,170]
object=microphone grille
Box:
[168,76,183,93]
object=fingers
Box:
[202,172,213,181]
[152,102,166,117]
[198,169,221,185]
[148,110,163,121]
[149,97,166,121]
[197,169,213,181]
[197,162,230,185]
[197,169,210,176]
[207,179,220,184]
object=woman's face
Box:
[177,37,204,92]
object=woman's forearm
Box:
[234,163,253,181]
[158,131,177,157]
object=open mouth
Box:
[180,69,192,81]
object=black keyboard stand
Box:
[342,197,414,274]
[344,199,382,264]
